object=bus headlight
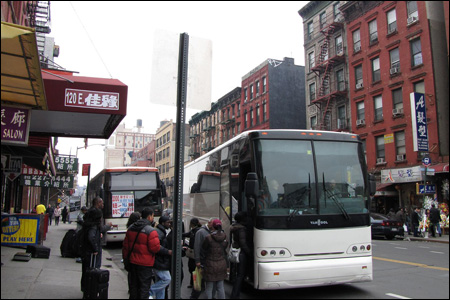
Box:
[257,248,291,258]
[347,243,371,254]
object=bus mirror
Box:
[245,172,259,199]
[368,174,376,196]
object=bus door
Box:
[220,163,232,241]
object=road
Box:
[105,237,449,299]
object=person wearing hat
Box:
[202,219,228,299]
[149,215,173,299]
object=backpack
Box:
[73,227,87,258]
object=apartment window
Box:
[307,22,313,40]
[374,95,383,121]
[321,43,328,61]
[309,82,316,100]
[320,12,327,29]
[387,9,397,33]
[244,111,248,129]
[263,100,267,122]
[337,106,346,129]
[244,87,248,102]
[335,35,343,55]
[395,131,406,157]
[357,101,365,121]
[369,19,378,44]
[333,3,341,19]
[256,104,260,125]
[249,107,253,127]
[353,29,361,51]
[310,116,317,129]
[308,51,315,70]
[262,77,267,93]
[414,80,425,94]
[250,85,254,100]
[256,81,260,96]
[237,103,240,117]
[389,48,400,70]
[392,88,403,110]
[407,1,418,19]
[336,69,345,91]
[372,57,380,82]
[410,38,422,66]
[376,135,385,161]
[355,65,363,88]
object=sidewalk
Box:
[1,222,129,299]
[405,232,449,244]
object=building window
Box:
[320,12,327,29]
[244,87,248,102]
[262,76,267,93]
[369,19,378,44]
[249,107,253,127]
[237,103,240,117]
[392,88,403,110]
[376,135,385,161]
[308,51,315,71]
[256,104,260,125]
[357,101,365,121]
[410,38,422,66]
[389,48,400,71]
[244,111,248,129]
[250,85,254,100]
[414,80,425,94]
[321,43,328,61]
[336,69,345,91]
[310,115,317,129]
[309,82,316,100]
[337,106,346,129]
[387,9,397,34]
[353,29,361,51]
[263,100,267,122]
[307,21,313,40]
[335,35,343,55]
[407,1,418,19]
[374,95,383,121]
[372,57,380,82]
[395,131,406,158]
[355,65,363,88]
[333,3,341,19]
[256,81,260,96]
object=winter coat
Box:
[411,211,421,226]
[194,225,211,264]
[154,224,171,270]
[230,223,252,257]
[429,207,441,223]
[122,219,160,267]
[54,207,61,217]
[202,230,228,282]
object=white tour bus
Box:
[183,130,374,290]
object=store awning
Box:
[30,70,128,139]
[376,182,396,191]
[1,22,47,110]
[430,163,449,173]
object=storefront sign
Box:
[65,88,119,110]
[21,174,74,188]
[410,93,429,152]
[381,166,423,183]
[55,156,78,172]
[112,193,134,218]
[416,184,436,194]
[1,106,31,145]
[1,215,40,246]
[384,133,394,144]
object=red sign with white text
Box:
[82,164,91,176]
[65,88,119,110]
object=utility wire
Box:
[69,2,114,79]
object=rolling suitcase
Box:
[13,252,32,261]
[84,254,109,299]
[26,244,51,258]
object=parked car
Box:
[370,212,404,240]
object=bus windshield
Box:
[110,172,158,190]
[255,139,367,217]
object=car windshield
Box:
[255,139,368,217]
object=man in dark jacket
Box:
[429,204,442,237]
[411,206,422,237]
[149,216,172,299]
[123,208,160,299]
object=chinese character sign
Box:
[112,193,134,218]
[55,156,78,172]
[410,93,429,152]
[65,88,119,110]
[1,106,31,145]
[20,174,74,189]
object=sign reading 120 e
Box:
[65,88,119,110]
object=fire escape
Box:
[311,18,346,131]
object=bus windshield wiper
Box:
[288,176,311,222]
[323,174,350,220]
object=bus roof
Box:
[104,167,158,173]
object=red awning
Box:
[430,163,449,173]
[29,70,128,139]
[376,182,396,191]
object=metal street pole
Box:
[171,32,189,299]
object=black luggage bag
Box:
[84,254,109,299]
[60,229,77,257]
[26,244,51,258]
[13,252,32,261]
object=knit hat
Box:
[212,219,222,229]
[159,216,171,224]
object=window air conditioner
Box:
[376,158,385,164]
[396,154,406,161]
[390,67,399,75]
[354,45,361,52]
[356,119,365,126]
[392,108,404,116]
[356,82,363,89]
[407,16,418,25]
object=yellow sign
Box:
[384,133,394,144]
[1,215,39,246]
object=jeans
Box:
[205,281,225,299]
[150,269,171,299]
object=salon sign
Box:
[1,106,31,145]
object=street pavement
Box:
[1,221,448,299]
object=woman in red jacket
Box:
[123,208,160,299]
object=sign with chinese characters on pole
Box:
[65,88,119,110]
[1,106,31,145]
[21,174,74,189]
[55,156,78,172]
[410,92,429,152]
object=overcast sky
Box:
[51,1,308,185]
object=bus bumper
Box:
[106,230,127,243]
[256,256,373,290]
